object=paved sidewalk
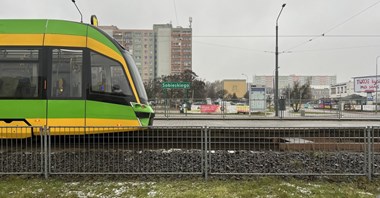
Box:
[154,119,380,127]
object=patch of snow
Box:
[113,186,127,196]
[281,182,295,188]
[70,191,86,198]
[67,182,80,186]
[296,186,311,195]
[162,149,182,153]
[148,191,157,197]
[358,191,373,196]
[307,183,321,188]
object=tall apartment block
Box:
[99,26,154,83]
[153,24,192,77]
[99,21,192,84]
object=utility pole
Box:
[275,3,286,117]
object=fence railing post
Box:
[43,126,48,179]
[338,101,341,119]
[367,126,372,181]
[204,126,208,180]
[372,126,375,178]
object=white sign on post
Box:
[249,86,266,111]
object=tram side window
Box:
[0,49,39,98]
[90,52,133,96]
[51,49,83,98]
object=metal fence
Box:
[372,126,380,178]
[0,126,44,175]
[153,98,380,119]
[207,127,369,177]
[47,126,204,176]
[1,126,380,179]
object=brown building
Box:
[170,26,192,75]
[222,79,247,98]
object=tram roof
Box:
[0,19,121,56]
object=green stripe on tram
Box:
[0,20,47,34]
[86,101,136,120]
[45,20,87,36]
[47,100,85,118]
[0,100,45,118]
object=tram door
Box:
[47,49,85,130]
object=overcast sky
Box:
[2,0,380,83]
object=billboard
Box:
[354,76,379,92]
[249,86,266,111]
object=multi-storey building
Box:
[330,81,353,98]
[99,22,192,83]
[252,75,337,99]
[153,24,171,79]
[99,26,154,83]
[310,85,330,99]
[330,80,368,100]
[171,26,192,75]
[153,24,192,78]
[252,75,337,90]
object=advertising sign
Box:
[249,86,266,111]
[200,105,220,113]
[354,76,379,92]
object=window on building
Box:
[232,85,238,92]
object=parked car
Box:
[179,102,191,113]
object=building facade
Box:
[100,23,192,83]
[310,85,330,99]
[330,81,354,99]
[170,26,192,76]
[252,75,337,90]
[252,75,337,100]
[330,80,374,103]
[222,79,247,98]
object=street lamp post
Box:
[242,73,251,116]
[275,3,286,117]
[241,73,248,97]
[376,56,380,114]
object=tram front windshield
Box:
[123,51,148,104]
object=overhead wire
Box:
[168,1,380,55]
[284,0,380,52]
[194,40,380,54]
[291,44,380,53]
[190,34,380,38]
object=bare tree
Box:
[283,81,312,112]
